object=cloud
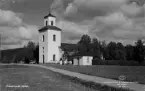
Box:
[112,18,145,40]
[128,0,145,6]
[80,10,145,44]
[62,0,127,21]
[0,0,26,6]
[0,9,39,49]
[51,0,72,19]
[57,20,88,43]
[0,0,144,49]
[55,7,145,44]
[51,0,144,21]
[121,2,145,18]
[56,19,103,43]
[99,12,128,25]
[0,9,22,26]
[64,3,78,15]
[1,37,21,45]
[19,27,31,39]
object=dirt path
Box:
[0,64,96,91]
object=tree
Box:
[134,39,145,63]
[106,42,126,60]
[33,44,39,64]
[24,56,30,64]
[25,41,36,49]
[116,42,126,60]
[24,41,38,63]
[91,38,101,58]
[106,41,117,60]
[78,35,91,45]
[125,44,135,61]
[77,35,91,52]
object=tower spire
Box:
[44,11,56,19]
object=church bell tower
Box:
[38,12,61,64]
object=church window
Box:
[43,47,44,53]
[43,55,45,64]
[42,35,44,42]
[53,34,56,41]
[53,54,56,61]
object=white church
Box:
[38,12,93,65]
[38,12,62,64]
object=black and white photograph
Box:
[0,0,145,91]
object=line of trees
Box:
[26,34,145,65]
[77,35,145,65]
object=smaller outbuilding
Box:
[71,52,95,65]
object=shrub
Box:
[128,60,140,66]
[92,59,140,66]
[140,61,145,66]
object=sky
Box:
[0,0,145,49]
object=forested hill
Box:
[0,48,34,63]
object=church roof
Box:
[61,43,77,52]
[38,26,61,32]
[71,52,96,57]
[44,13,56,19]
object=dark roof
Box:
[71,52,95,57]
[44,13,56,19]
[61,43,77,52]
[38,26,61,32]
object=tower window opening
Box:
[46,21,48,26]
[51,21,53,26]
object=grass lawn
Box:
[42,64,145,84]
[0,65,98,91]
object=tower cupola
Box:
[44,12,56,26]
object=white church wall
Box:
[47,29,61,63]
[39,31,48,63]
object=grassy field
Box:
[0,65,98,91]
[42,64,145,84]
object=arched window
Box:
[51,21,53,26]
[53,54,56,61]
[43,55,45,64]
[53,34,56,41]
[42,35,44,42]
